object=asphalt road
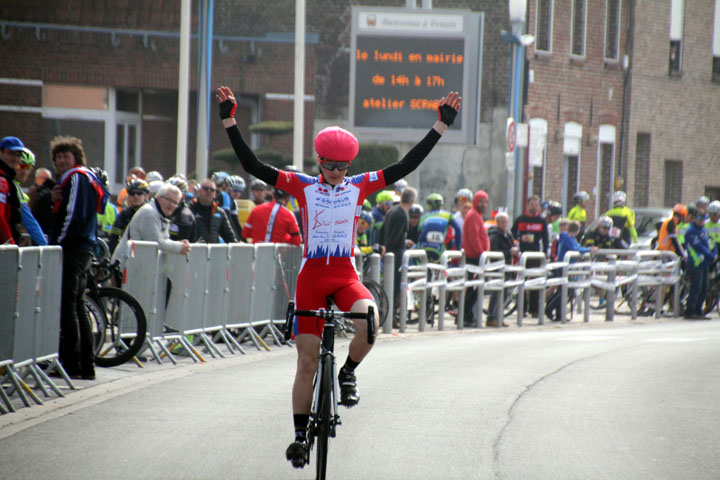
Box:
[1,319,719,479]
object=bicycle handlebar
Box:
[283,302,375,345]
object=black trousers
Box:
[463,257,480,325]
[59,247,94,375]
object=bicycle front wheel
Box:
[93,287,147,367]
[315,356,332,480]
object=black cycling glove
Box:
[438,104,457,126]
[219,99,237,120]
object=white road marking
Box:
[644,337,709,343]
[555,335,617,342]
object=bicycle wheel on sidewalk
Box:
[90,287,147,367]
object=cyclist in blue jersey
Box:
[417,192,462,263]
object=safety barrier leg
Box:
[199,332,225,359]
[583,286,591,323]
[31,363,65,398]
[382,254,394,334]
[673,282,681,317]
[474,283,484,329]
[399,270,409,333]
[235,325,270,351]
[496,286,505,328]
[516,285,524,327]
[630,277,638,320]
[2,364,40,407]
[560,283,568,324]
[17,363,50,398]
[418,288,427,333]
[654,284,663,319]
[606,266,616,322]
[25,364,51,398]
[457,284,467,328]
[154,338,178,365]
[538,287,546,325]
[218,328,246,354]
[35,354,72,394]
[141,337,164,365]
[437,284,446,331]
[0,378,12,412]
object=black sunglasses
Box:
[320,161,349,171]
[201,186,217,192]
[128,190,146,196]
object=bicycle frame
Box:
[283,297,375,478]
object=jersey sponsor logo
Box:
[0,177,8,194]
[0,192,6,204]
[518,222,543,232]
[369,171,378,182]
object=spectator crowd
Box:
[1,132,717,379]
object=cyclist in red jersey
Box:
[216,86,461,466]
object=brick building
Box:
[525,0,629,218]
[0,1,321,193]
[525,0,720,220]
[0,0,514,203]
[626,0,720,207]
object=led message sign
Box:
[350,7,483,144]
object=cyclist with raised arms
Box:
[216,85,461,468]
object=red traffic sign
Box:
[506,118,516,153]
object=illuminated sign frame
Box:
[349,7,483,144]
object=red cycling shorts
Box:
[293,258,373,338]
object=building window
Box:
[597,125,616,215]
[663,159,683,207]
[535,0,553,53]
[634,133,651,207]
[604,0,621,61]
[564,155,580,209]
[571,0,587,57]
[705,186,720,201]
[599,143,614,213]
[529,118,548,201]
[669,0,684,75]
[42,85,142,191]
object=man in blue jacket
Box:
[684,206,717,319]
[49,136,108,380]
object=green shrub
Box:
[353,143,399,174]
[249,121,294,135]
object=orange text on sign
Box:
[356,49,463,65]
[361,98,440,111]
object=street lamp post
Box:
[501,0,533,219]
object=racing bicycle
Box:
[283,298,375,480]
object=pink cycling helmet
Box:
[314,126,359,163]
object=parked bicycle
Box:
[84,254,147,367]
[283,298,375,480]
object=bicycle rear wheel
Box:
[84,295,106,358]
[315,356,332,480]
[93,287,147,367]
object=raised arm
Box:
[216,86,279,186]
[382,92,462,186]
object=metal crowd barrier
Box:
[113,241,306,367]
[0,245,69,413]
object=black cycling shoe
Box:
[338,369,359,407]
[285,440,308,468]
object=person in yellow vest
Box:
[657,203,687,261]
[706,201,720,250]
[567,191,589,234]
[604,190,638,245]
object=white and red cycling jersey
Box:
[276,169,386,269]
